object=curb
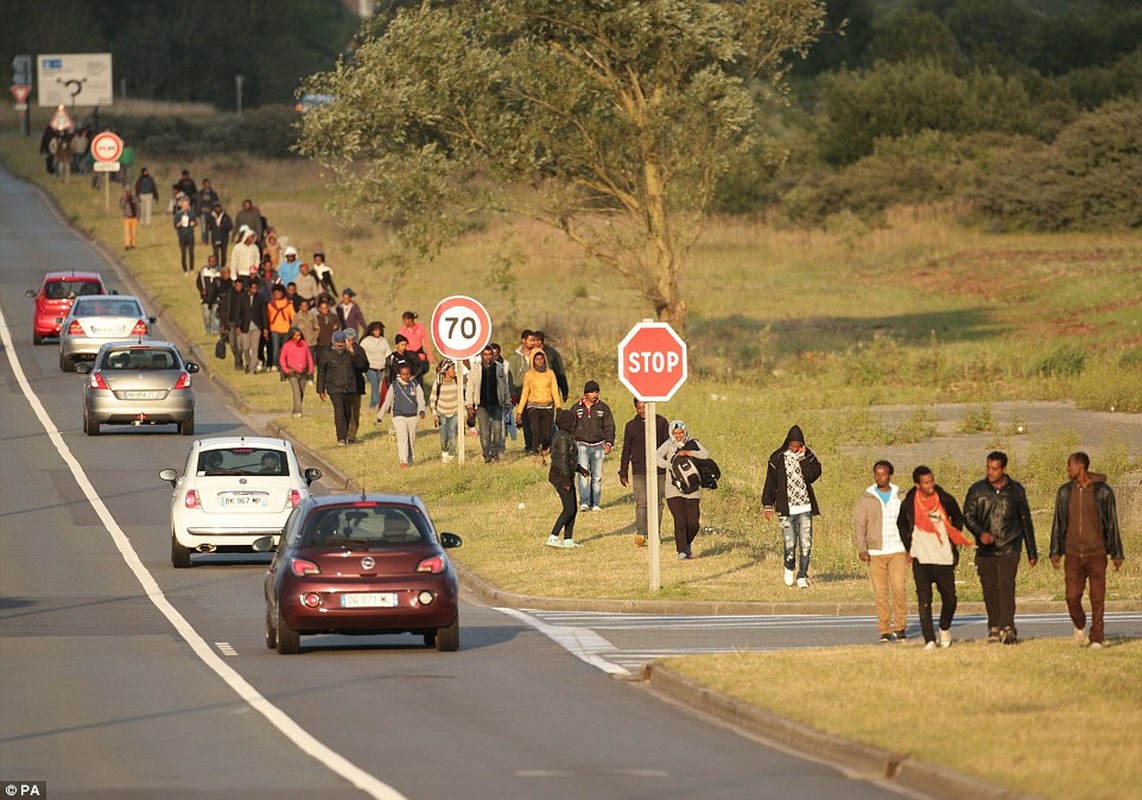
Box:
[645,664,1040,800]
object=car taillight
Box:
[67,320,83,335]
[172,372,191,390]
[184,490,200,509]
[289,489,302,507]
[416,556,445,574]
[131,320,148,336]
[88,372,110,390]
[290,558,320,577]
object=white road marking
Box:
[495,607,629,675]
[215,642,238,657]
[0,307,407,800]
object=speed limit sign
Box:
[430,295,492,361]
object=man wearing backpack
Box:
[762,425,823,588]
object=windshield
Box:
[45,279,102,300]
[196,447,290,477]
[101,348,180,370]
[299,505,430,546]
[72,298,142,318]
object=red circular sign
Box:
[90,131,124,163]
[617,322,688,401]
[430,295,492,360]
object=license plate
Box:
[123,390,164,400]
[341,593,398,609]
[219,494,267,508]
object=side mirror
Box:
[25,289,36,298]
[148,316,157,324]
[75,363,92,374]
[185,362,200,373]
[158,468,178,487]
[252,536,276,553]
[304,467,322,486]
[440,532,463,549]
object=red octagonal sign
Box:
[617,322,688,402]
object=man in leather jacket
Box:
[962,451,1038,644]
[1049,452,1125,649]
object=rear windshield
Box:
[196,447,291,477]
[300,505,430,546]
[45,279,102,299]
[72,298,142,318]
[101,348,180,370]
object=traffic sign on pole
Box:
[10,85,31,104]
[617,321,688,402]
[90,130,123,163]
[430,295,492,361]
[48,104,73,132]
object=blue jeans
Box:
[439,413,457,455]
[201,303,218,335]
[366,368,382,408]
[781,512,813,578]
[576,442,605,508]
[269,331,289,371]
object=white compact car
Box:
[159,436,322,568]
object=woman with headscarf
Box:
[546,409,584,548]
[514,349,561,461]
[656,420,711,560]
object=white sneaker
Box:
[591,505,602,512]
[784,568,795,587]
[924,641,938,651]
[562,539,581,548]
[1073,627,1089,647]
[939,629,952,648]
[796,577,808,589]
[1089,641,1103,650]
[579,504,590,512]
[545,535,561,548]
[441,452,454,462]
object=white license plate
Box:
[123,390,163,400]
[341,593,398,609]
[219,494,268,508]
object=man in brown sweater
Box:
[1050,452,1125,649]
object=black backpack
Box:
[670,456,702,494]
[693,457,721,490]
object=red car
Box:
[26,271,110,344]
[260,494,463,655]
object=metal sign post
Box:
[644,401,661,589]
[430,295,492,466]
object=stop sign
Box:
[617,322,688,401]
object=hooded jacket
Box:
[278,330,314,376]
[1049,474,1124,560]
[548,410,579,488]
[761,425,822,516]
[515,350,561,415]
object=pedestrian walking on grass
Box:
[853,460,908,642]
[376,362,427,466]
[570,380,615,511]
[279,327,315,418]
[360,321,391,411]
[465,344,511,463]
[618,399,669,547]
[431,360,461,462]
[515,349,561,462]
[1049,452,1125,649]
[134,167,159,225]
[343,328,368,443]
[196,179,220,244]
[230,226,260,277]
[206,203,233,267]
[235,279,267,374]
[546,409,584,549]
[897,466,971,650]
[173,195,197,274]
[119,186,139,250]
[762,425,822,588]
[657,420,711,560]
[265,284,295,372]
[195,255,222,336]
[963,451,1038,645]
[318,330,368,446]
[337,288,365,339]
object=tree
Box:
[297,0,826,327]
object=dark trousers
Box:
[666,496,701,555]
[1065,552,1108,643]
[550,482,577,539]
[976,551,1021,633]
[212,241,227,267]
[328,392,354,443]
[348,394,362,441]
[528,407,554,452]
[178,231,195,272]
[521,406,534,452]
[912,561,957,643]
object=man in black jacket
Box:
[232,279,267,374]
[1050,452,1125,649]
[963,451,1038,644]
[762,425,822,589]
[618,399,669,546]
[898,466,969,650]
[318,331,368,446]
[570,380,615,512]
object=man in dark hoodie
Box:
[762,425,822,588]
[318,330,369,446]
[1050,452,1125,649]
[547,409,584,549]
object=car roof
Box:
[195,436,294,451]
[305,493,426,510]
[42,271,104,282]
[72,293,142,304]
[97,339,181,351]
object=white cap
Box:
[283,246,298,257]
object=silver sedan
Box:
[59,294,155,372]
[79,340,198,435]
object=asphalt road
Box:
[0,165,918,799]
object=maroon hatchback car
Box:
[260,494,463,655]
[26,271,110,344]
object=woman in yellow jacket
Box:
[515,349,561,459]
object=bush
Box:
[101,105,302,161]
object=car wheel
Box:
[33,333,44,346]
[59,353,74,372]
[264,605,277,649]
[83,412,100,436]
[275,609,300,655]
[435,616,460,652]
[180,412,195,436]
[171,533,191,569]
